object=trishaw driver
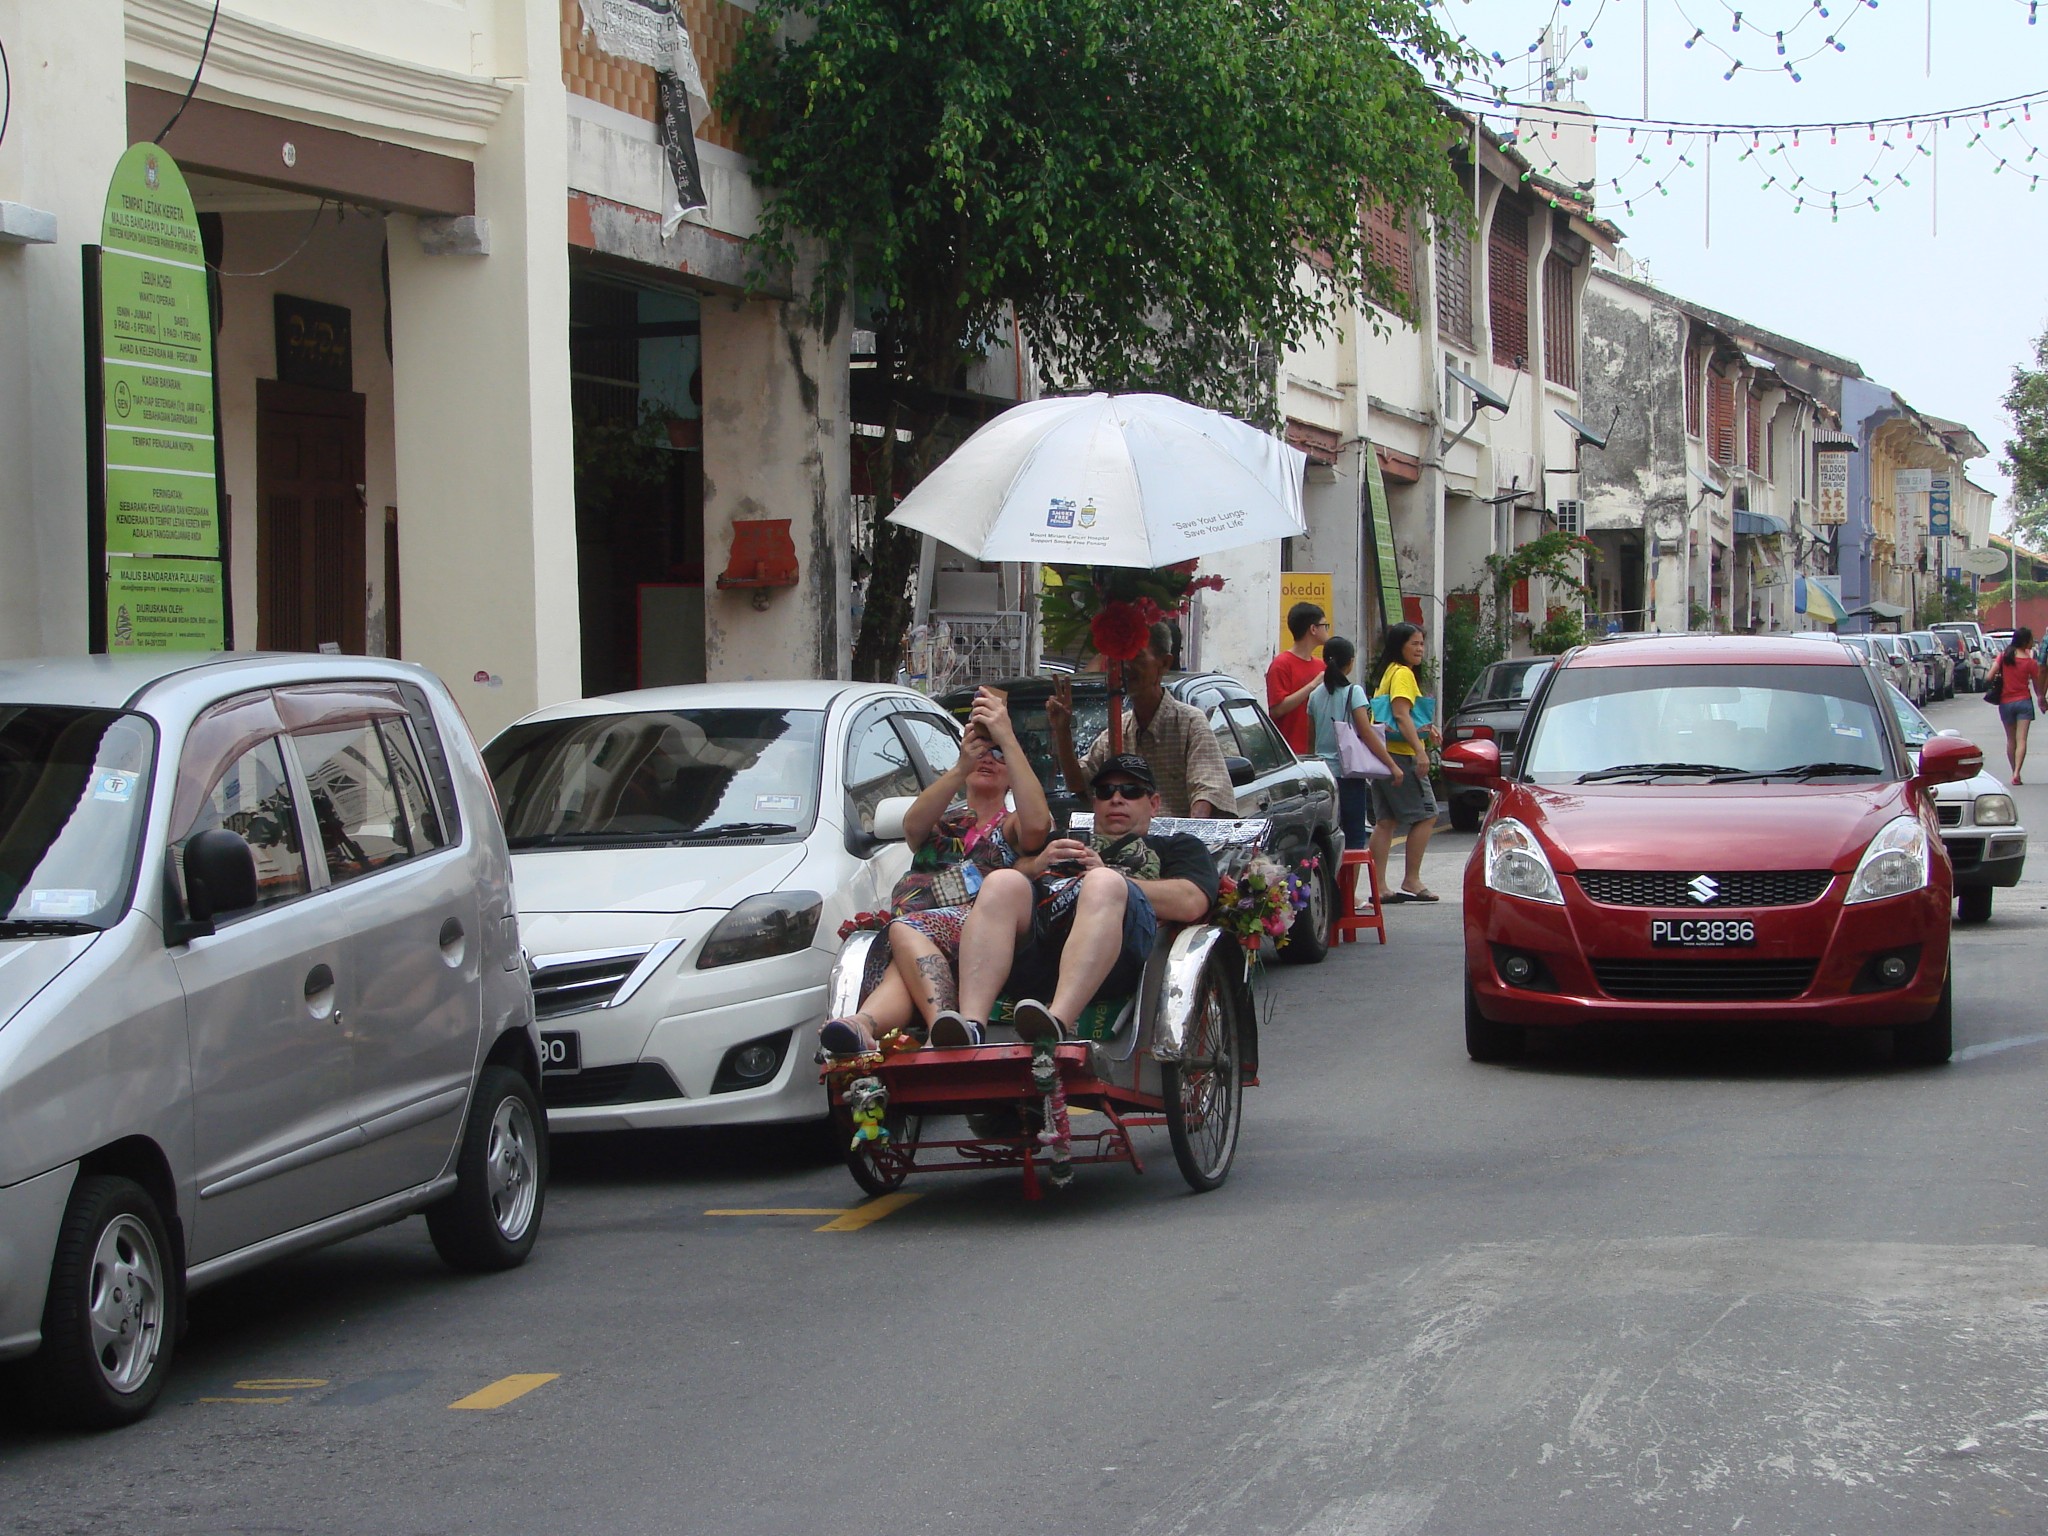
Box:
[941,754,1220,1045]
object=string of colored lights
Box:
[1669,0,1874,82]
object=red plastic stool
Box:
[1330,849,1386,946]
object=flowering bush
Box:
[1039,562,1226,662]
[1215,854,1311,954]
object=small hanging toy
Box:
[845,1075,890,1151]
[1032,1040,1073,1187]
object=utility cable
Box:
[155,0,223,145]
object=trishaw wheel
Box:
[842,1112,922,1197]
[1163,954,1244,1191]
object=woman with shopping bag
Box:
[1367,623,1441,902]
[1306,636,1402,852]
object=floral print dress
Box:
[858,804,1021,1000]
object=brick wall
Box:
[560,0,749,153]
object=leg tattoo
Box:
[913,953,959,1016]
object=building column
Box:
[386,26,577,740]
[698,283,852,682]
[0,0,126,656]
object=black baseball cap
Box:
[1090,753,1158,792]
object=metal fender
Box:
[828,929,882,1021]
[1148,923,1229,1063]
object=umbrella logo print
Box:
[1047,498,1077,529]
[1078,502,1097,529]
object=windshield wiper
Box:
[1710,762,1885,783]
[674,821,797,840]
[1576,762,1745,783]
[0,918,100,937]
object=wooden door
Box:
[257,381,366,653]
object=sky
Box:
[1434,0,2048,521]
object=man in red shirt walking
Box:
[1267,602,1329,756]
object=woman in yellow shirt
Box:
[1369,623,1441,901]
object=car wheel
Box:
[1278,845,1333,966]
[31,1174,178,1429]
[1464,980,1524,1063]
[427,1065,548,1273]
[1448,794,1485,833]
[1958,886,1994,924]
[1893,971,1953,1066]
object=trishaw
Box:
[821,814,1270,1200]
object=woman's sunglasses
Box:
[1092,781,1150,801]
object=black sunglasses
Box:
[1092,782,1150,801]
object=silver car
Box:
[0,655,542,1428]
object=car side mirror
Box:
[180,829,258,935]
[1916,733,1983,787]
[1441,738,1506,791]
[870,795,917,843]
[1225,755,1257,788]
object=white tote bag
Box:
[1324,684,1390,779]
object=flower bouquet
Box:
[836,910,892,941]
[1038,562,1226,662]
[1215,854,1311,955]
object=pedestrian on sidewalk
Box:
[1989,626,2046,784]
[1306,635,1402,851]
[1267,602,1329,757]
[1368,623,1441,901]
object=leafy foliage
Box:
[2004,325,2048,545]
[721,0,1476,676]
[1529,606,1587,655]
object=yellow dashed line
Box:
[449,1373,559,1410]
[235,1377,328,1390]
[815,1192,922,1231]
[705,1208,847,1217]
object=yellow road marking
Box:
[705,1208,848,1217]
[234,1377,328,1391]
[200,1396,293,1404]
[449,1373,559,1411]
[815,1192,921,1231]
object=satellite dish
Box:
[1690,467,1728,498]
[1446,363,1511,415]
[1554,407,1609,450]
[1959,546,2009,576]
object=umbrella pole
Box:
[1108,655,1125,755]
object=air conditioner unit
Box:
[1554,499,1582,536]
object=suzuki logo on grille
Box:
[1687,875,1720,905]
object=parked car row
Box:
[0,653,1342,1429]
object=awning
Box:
[1734,510,1788,537]
[1812,428,1859,453]
[1847,600,1908,622]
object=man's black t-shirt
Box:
[1138,831,1220,917]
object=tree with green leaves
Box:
[2003,324,2048,546]
[721,0,1474,679]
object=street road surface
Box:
[6,698,2048,1533]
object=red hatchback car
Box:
[1442,635,1982,1065]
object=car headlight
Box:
[1483,817,1564,905]
[1844,816,1930,904]
[697,891,824,968]
[1974,793,2018,827]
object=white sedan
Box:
[483,682,961,1131]
[1884,682,2026,924]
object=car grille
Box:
[1575,870,1834,908]
[1946,836,1984,870]
[1592,958,1818,1002]
[530,950,646,1020]
[541,1062,684,1109]
[1937,803,1963,827]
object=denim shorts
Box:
[2002,698,2037,725]
[1011,875,1158,1004]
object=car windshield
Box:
[1463,659,1553,706]
[1884,681,1935,747]
[1517,664,1896,784]
[944,689,1109,801]
[0,706,157,933]
[485,708,824,847]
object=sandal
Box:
[1402,886,1441,902]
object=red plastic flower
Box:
[1091,601,1151,661]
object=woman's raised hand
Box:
[969,686,1016,746]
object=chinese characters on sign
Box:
[96,143,224,650]
[576,0,710,226]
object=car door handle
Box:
[304,963,340,1024]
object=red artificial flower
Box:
[1135,596,1164,625]
[1191,574,1227,594]
[1091,601,1151,661]
[1167,559,1201,576]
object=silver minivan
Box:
[0,655,544,1427]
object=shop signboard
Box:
[1928,474,1952,538]
[92,143,224,650]
[1814,451,1849,526]
[1364,446,1403,631]
[1279,572,1333,655]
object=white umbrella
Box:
[885,392,1307,565]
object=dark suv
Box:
[1443,658,1554,832]
[937,672,1341,962]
